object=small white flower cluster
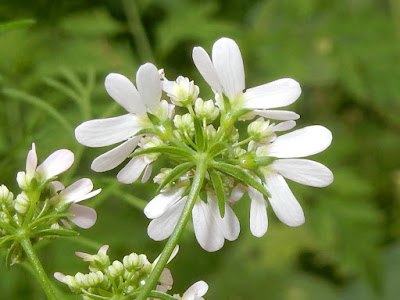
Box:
[55,245,207,299]
[0,143,100,263]
[75,37,333,252]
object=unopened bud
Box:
[248,118,274,142]
[108,260,124,278]
[168,76,199,106]
[0,185,13,206]
[173,114,195,137]
[195,98,219,123]
[14,192,30,214]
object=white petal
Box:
[141,164,152,183]
[50,181,65,192]
[105,73,146,114]
[157,268,173,292]
[136,63,161,114]
[244,78,301,109]
[253,109,300,120]
[147,197,186,241]
[268,125,332,158]
[37,149,74,180]
[212,37,245,99]
[91,136,141,172]
[60,178,92,203]
[192,46,223,93]
[273,120,296,132]
[68,204,97,229]
[208,195,240,241]
[248,187,268,237]
[192,200,224,252]
[75,114,142,147]
[229,184,246,204]
[53,272,66,283]
[264,173,305,227]
[182,281,209,299]
[153,245,180,266]
[144,187,185,219]
[26,143,38,177]
[272,159,334,187]
[117,156,150,184]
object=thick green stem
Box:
[136,158,208,300]
[20,237,57,300]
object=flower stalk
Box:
[136,159,208,300]
[20,236,57,300]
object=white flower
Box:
[17,143,74,189]
[144,186,239,252]
[192,37,301,120]
[75,63,163,183]
[52,178,101,229]
[246,125,333,235]
[174,281,208,300]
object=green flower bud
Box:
[226,126,239,143]
[195,98,219,123]
[248,118,275,142]
[168,76,199,106]
[154,168,173,185]
[0,185,13,206]
[83,271,104,287]
[14,192,30,214]
[206,125,217,141]
[0,212,10,224]
[108,260,124,278]
[123,253,150,272]
[16,172,30,190]
[173,114,195,137]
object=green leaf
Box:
[212,161,270,198]
[209,169,226,217]
[32,228,78,238]
[130,146,194,160]
[156,162,195,193]
[194,117,205,151]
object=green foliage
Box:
[0,0,399,299]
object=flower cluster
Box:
[0,144,100,265]
[55,245,207,300]
[75,37,333,252]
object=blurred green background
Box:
[1,0,400,299]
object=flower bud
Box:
[248,118,274,142]
[108,260,124,278]
[195,98,219,123]
[0,185,13,207]
[206,125,217,141]
[154,168,172,185]
[84,271,104,287]
[173,114,195,137]
[16,172,30,190]
[123,253,150,272]
[14,192,30,214]
[168,76,199,106]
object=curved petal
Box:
[26,143,38,177]
[248,187,268,237]
[192,200,224,252]
[253,109,300,121]
[272,159,334,187]
[157,269,173,292]
[91,136,141,172]
[60,178,92,203]
[105,73,146,114]
[75,114,142,147]
[264,173,305,227]
[268,125,332,158]
[192,46,223,93]
[212,37,245,99]
[37,149,74,180]
[208,194,240,241]
[147,197,186,241]
[229,184,246,204]
[68,204,97,229]
[182,281,209,299]
[141,164,153,183]
[273,120,296,132]
[144,187,185,219]
[136,63,161,114]
[117,156,151,184]
[244,78,301,109]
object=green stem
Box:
[136,158,208,300]
[20,237,57,300]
